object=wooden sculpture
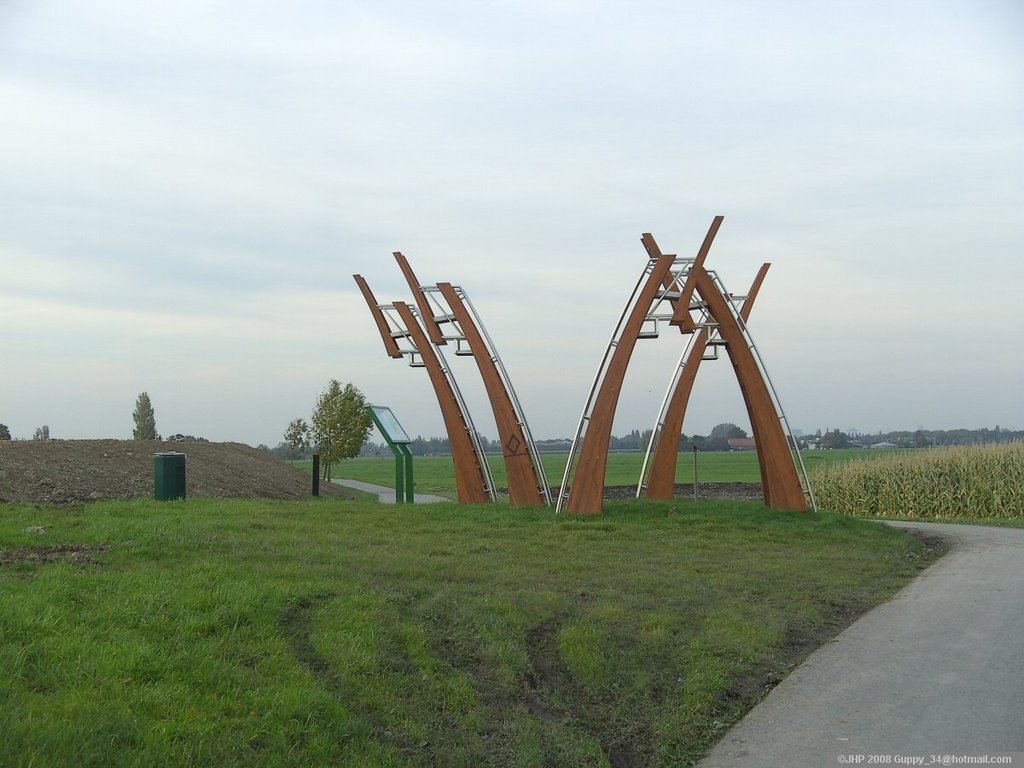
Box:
[353,275,492,504]
[644,264,769,499]
[560,217,808,515]
[393,252,548,508]
[690,268,806,510]
[356,218,810,515]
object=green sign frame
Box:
[368,405,414,503]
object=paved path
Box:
[331,478,450,504]
[697,521,1024,766]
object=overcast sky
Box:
[2,0,1021,446]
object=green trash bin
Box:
[154,451,187,501]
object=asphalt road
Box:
[697,521,1024,767]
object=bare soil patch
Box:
[602,482,765,502]
[0,543,111,566]
[0,440,351,505]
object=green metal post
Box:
[400,444,414,503]
[693,446,699,502]
[393,445,404,503]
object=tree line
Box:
[806,426,1024,450]
[3,394,1018,457]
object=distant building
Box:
[870,441,897,449]
[727,438,756,451]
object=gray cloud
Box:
[1,0,1021,443]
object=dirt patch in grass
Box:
[603,483,765,502]
[0,542,111,567]
[0,439,352,504]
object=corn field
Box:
[810,443,1024,518]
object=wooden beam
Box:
[437,283,545,507]
[566,252,678,515]
[668,215,722,332]
[353,275,403,358]
[393,252,446,346]
[693,268,805,511]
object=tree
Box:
[284,418,311,461]
[710,422,748,440]
[310,380,372,481]
[0,424,10,440]
[132,392,158,440]
[33,425,50,440]
[821,429,851,450]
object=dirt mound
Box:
[0,440,351,505]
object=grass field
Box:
[0,496,941,767]
[316,448,897,498]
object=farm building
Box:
[727,438,757,451]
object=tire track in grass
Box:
[525,617,648,768]
[278,593,419,757]
[282,593,650,766]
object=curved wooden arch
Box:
[391,251,547,507]
[436,283,546,507]
[390,302,492,504]
[353,273,490,505]
[564,250,678,515]
[691,269,806,510]
[644,263,770,499]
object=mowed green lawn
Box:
[322,448,894,497]
[1,496,941,767]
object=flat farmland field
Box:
[320,448,893,497]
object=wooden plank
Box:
[393,252,446,346]
[353,275,403,358]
